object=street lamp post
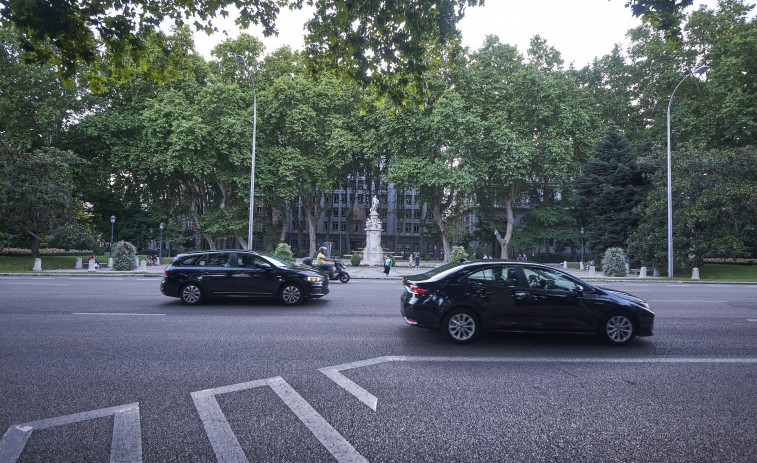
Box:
[581,227,585,266]
[235,55,257,251]
[109,215,116,259]
[159,222,164,264]
[667,65,709,278]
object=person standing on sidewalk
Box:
[384,254,392,276]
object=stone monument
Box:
[362,195,384,266]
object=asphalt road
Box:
[0,276,755,462]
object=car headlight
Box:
[306,276,323,283]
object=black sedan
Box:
[401,261,654,345]
[161,251,328,306]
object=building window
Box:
[333,194,340,203]
[341,223,346,231]
[413,225,420,233]
[414,209,421,218]
[405,224,411,233]
[405,195,412,205]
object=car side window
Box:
[178,254,206,266]
[468,268,495,281]
[237,254,257,268]
[522,267,577,292]
[207,253,231,267]
[498,265,521,287]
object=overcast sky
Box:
[194,0,726,67]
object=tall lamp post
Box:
[159,222,164,264]
[580,227,585,266]
[667,65,709,278]
[235,55,257,251]
[109,215,116,259]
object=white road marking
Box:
[5,283,69,286]
[0,403,141,463]
[748,319,757,322]
[72,313,165,316]
[191,377,367,463]
[321,356,757,411]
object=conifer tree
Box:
[575,122,648,254]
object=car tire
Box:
[443,308,481,344]
[280,283,304,306]
[601,311,636,345]
[180,283,204,305]
[339,273,350,283]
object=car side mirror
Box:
[574,284,584,294]
[258,263,272,270]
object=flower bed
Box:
[703,258,756,265]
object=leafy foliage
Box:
[273,242,294,262]
[449,246,468,262]
[0,142,86,259]
[350,252,361,266]
[113,240,137,271]
[601,247,628,277]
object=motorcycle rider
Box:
[316,246,334,277]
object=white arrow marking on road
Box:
[191,376,367,463]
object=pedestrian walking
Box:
[383,254,392,276]
[415,253,420,269]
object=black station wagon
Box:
[161,251,328,306]
[401,260,654,345]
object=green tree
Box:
[2,0,480,99]
[0,27,80,152]
[628,144,757,270]
[575,122,648,254]
[461,36,598,258]
[0,142,87,259]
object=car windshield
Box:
[259,253,294,268]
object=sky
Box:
[193,0,726,68]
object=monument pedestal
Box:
[362,211,384,266]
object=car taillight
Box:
[164,269,169,276]
[405,284,430,295]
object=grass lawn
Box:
[697,263,757,282]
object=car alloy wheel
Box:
[280,283,304,306]
[444,309,480,344]
[180,283,203,305]
[602,312,636,345]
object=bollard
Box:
[653,268,660,277]
[692,267,700,280]
[138,260,147,271]
[88,260,96,271]
[75,258,83,269]
[589,265,596,277]
[33,258,42,272]
[563,261,568,268]
[108,257,113,268]
[640,266,647,278]
[580,262,585,270]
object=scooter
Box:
[301,257,351,283]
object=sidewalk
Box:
[10,261,754,284]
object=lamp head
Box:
[110,215,116,224]
[159,222,164,230]
[235,55,246,67]
[693,65,710,75]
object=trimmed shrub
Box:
[273,243,294,262]
[350,252,361,266]
[450,246,468,263]
[113,241,137,271]
[602,247,628,277]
